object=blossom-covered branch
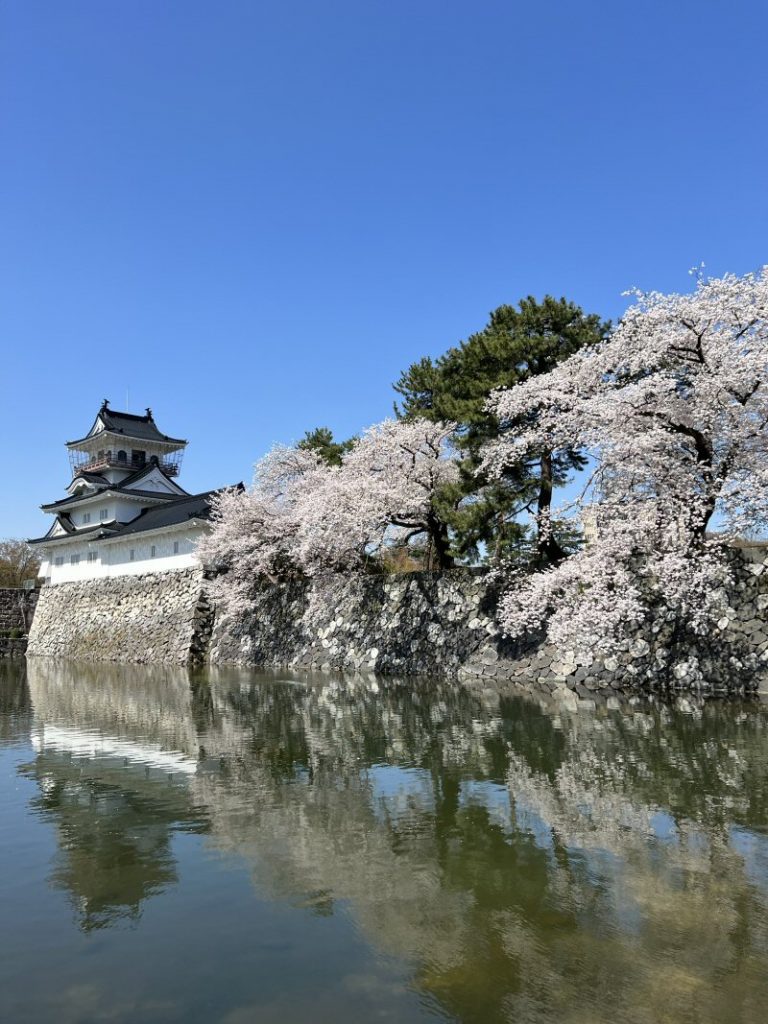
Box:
[200,419,458,612]
[483,268,768,653]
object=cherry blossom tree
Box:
[291,418,459,574]
[329,418,459,571]
[201,418,459,612]
[198,445,328,612]
[483,268,768,655]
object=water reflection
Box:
[19,661,206,931]
[5,658,768,1023]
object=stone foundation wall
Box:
[0,588,38,634]
[210,570,496,677]
[462,546,768,698]
[22,548,768,694]
[0,637,28,659]
[27,569,211,664]
[210,549,768,696]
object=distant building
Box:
[30,400,232,584]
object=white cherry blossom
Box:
[483,268,768,652]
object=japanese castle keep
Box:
[30,400,220,583]
[26,402,229,663]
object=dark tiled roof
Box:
[65,462,190,497]
[30,485,241,546]
[41,486,179,511]
[112,462,189,492]
[69,471,110,488]
[28,519,119,545]
[114,491,219,537]
[67,402,187,447]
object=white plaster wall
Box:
[103,530,203,577]
[69,497,154,527]
[40,527,206,583]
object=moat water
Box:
[2,660,768,1023]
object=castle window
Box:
[70,554,80,565]
[117,450,127,463]
[82,512,91,524]
[150,545,156,558]
[87,551,98,563]
[173,541,179,554]
[132,449,146,466]
[54,556,64,567]
[129,549,135,561]
[100,509,109,520]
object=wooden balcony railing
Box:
[69,450,183,477]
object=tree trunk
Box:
[426,514,454,570]
[494,511,505,561]
[536,451,566,566]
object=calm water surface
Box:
[2,659,768,1024]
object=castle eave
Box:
[96,518,210,544]
[28,523,122,547]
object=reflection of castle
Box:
[22,661,206,931]
[17,661,768,1021]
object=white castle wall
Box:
[40,527,206,584]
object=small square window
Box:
[70,554,80,566]
[82,512,91,524]
[54,556,64,567]
[100,509,109,520]
[87,551,98,563]
[173,541,179,554]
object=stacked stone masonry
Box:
[27,569,211,665]
[210,570,496,678]
[21,548,768,694]
[0,638,28,659]
[210,548,768,696]
[0,588,38,634]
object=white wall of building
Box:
[39,526,207,584]
[67,497,155,528]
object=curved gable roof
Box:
[66,471,110,495]
[117,462,189,495]
[66,401,187,448]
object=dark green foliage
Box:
[394,296,610,564]
[297,427,355,467]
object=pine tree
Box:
[393,296,610,564]
[297,427,355,467]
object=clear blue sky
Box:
[2,0,766,538]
